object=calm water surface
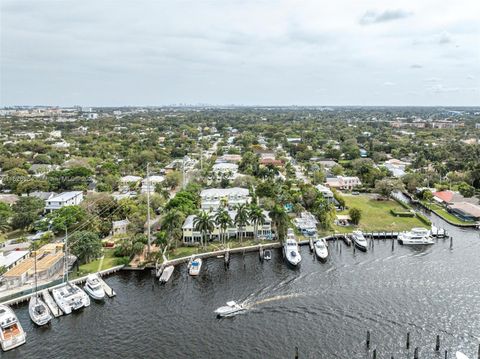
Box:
[5,217,480,359]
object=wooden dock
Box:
[98,277,116,298]
[42,290,63,317]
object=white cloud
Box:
[359,9,413,25]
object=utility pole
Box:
[146,163,151,254]
[182,156,186,189]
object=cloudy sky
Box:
[1,0,479,106]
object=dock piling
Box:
[445,350,447,359]
[366,330,370,349]
[295,346,299,359]
[477,343,480,359]
[406,332,410,349]
[372,349,376,359]
[414,347,419,359]
[450,237,453,249]
[435,335,440,351]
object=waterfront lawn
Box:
[422,201,474,225]
[75,248,118,276]
[334,194,427,233]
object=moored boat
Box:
[214,301,245,318]
[28,296,52,326]
[0,305,26,351]
[52,282,91,315]
[263,249,272,260]
[84,274,106,301]
[398,228,434,245]
[159,265,174,283]
[283,229,301,266]
[188,257,202,276]
[456,352,469,359]
[314,239,329,261]
[352,230,368,251]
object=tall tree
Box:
[234,204,249,242]
[214,207,232,245]
[269,205,289,242]
[193,211,214,249]
[69,230,102,264]
[161,209,185,248]
[249,204,266,241]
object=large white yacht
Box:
[0,305,26,351]
[284,229,302,266]
[398,228,434,245]
[52,282,91,315]
[351,230,368,251]
[28,296,52,326]
[84,274,106,301]
[314,239,329,261]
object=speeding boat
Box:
[352,230,368,251]
[214,301,246,318]
[159,265,174,283]
[28,296,52,326]
[263,249,272,260]
[314,239,329,261]
[188,257,202,276]
[0,305,26,351]
[84,274,106,300]
[52,282,90,315]
[283,229,301,266]
[398,228,434,245]
[456,352,469,359]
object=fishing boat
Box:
[84,274,106,301]
[283,229,301,266]
[456,352,469,359]
[28,251,52,326]
[351,230,368,251]
[398,228,434,245]
[0,305,26,351]
[188,257,202,276]
[214,301,246,318]
[263,249,272,260]
[314,239,329,261]
[159,265,174,283]
[52,282,91,315]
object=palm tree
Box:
[234,204,249,242]
[161,209,185,248]
[249,204,266,241]
[214,207,232,246]
[269,205,289,243]
[193,211,214,249]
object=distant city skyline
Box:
[1,0,479,107]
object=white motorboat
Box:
[159,265,174,283]
[214,301,246,318]
[0,305,26,351]
[284,229,302,266]
[456,352,469,359]
[352,230,368,251]
[314,239,329,261]
[188,257,202,276]
[52,282,91,315]
[28,296,52,326]
[430,225,446,238]
[398,228,434,245]
[263,249,272,260]
[84,274,106,300]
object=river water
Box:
[5,215,480,359]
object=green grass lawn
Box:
[334,194,427,232]
[74,248,119,277]
[422,201,475,225]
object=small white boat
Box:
[398,228,434,245]
[314,239,329,261]
[456,352,469,359]
[159,265,174,283]
[84,274,106,301]
[0,305,26,351]
[52,282,90,315]
[430,225,446,237]
[284,229,302,266]
[28,296,52,326]
[214,301,246,317]
[188,257,202,276]
[352,230,368,251]
[263,249,272,260]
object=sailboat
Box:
[28,251,52,326]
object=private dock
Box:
[42,290,63,317]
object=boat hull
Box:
[28,297,52,326]
[84,286,105,301]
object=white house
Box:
[212,162,238,179]
[326,176,361,190]
[141,175,165,194]
[316,184,335,203]
[0,250,30,271]
[45,191,84,212]
[383,159,411,178]
[111,219,130,236]
[200,187,251,210]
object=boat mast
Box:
[63,226,69,283]
[146,163,151,254]
[34,249,38,298]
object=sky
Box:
[1,0,479,106]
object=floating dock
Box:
[42,290,63,317]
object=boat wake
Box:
[245,293,302,308]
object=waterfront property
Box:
[182,210,272,243]
[326,176,361,190]
[315,184,335,203]
[200,187,251,210]
[0,250,30,271]
[45,191,84,212]
[211,162,238,179]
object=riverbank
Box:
[419,201,477,227]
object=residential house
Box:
[294,212,318,236]
[111,219,130,236]
[448,202,480,221]
[326,176,361,190]
[0,250,30,271]
[217,154,242,164]
[200,187,251,210]
[0,194,19,206]
[316,184,335,203]
[141,175,165,194]
[383,159,411,178]
[212,162,238,179]
[45,191,84,212]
